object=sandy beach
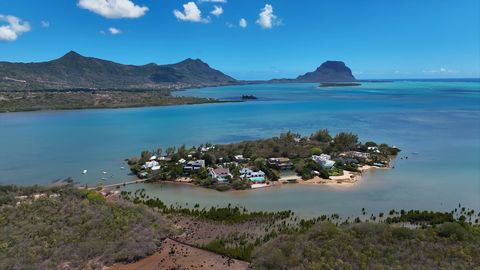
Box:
[298,165,384,187]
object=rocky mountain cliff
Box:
[295,61,356,82]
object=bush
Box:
[311,129,332,143]
[310,147,322,155]
[436,222,467,240]
[391,227,416,240]
[79,189,106,203]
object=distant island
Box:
[270,60,357,83]
[296,61,356,82]
[126,129,400,191]
[241,94,258,100]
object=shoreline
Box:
[123,165,389,193]
[0,96,238,114]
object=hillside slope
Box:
[0,51,236,90]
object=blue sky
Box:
[0,0,479,80]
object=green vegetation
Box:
[386,210,455,225]
[0,185,169,270]
[202,233,256,261]
[123,189,293,223]
[252,221,480,269]
[0,89,223,112]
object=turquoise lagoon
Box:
[1,80,479,217]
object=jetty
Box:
[83,179,148,190]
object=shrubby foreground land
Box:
[1,185,479,269]
[0,185,169,269]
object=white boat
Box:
[82,170,87,174]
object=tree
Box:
[202,153,215,166]
[177,144,187,158]
[166,147,175,157]
[193,167,209,180]
[242,143,253,158]
[312,129,332,143]
[310,147,322,155]
[254,158,266,168]
[333,132,358,152]
[139,150,152,164]
[364,141,377,147]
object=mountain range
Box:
[0,52,356,91]
[0,51,236,91]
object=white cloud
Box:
[41,20,50,28]
[422,67,457,74]
[108,27,122,34]
[78,0,148,19]
[174,2,209,23]
[198,0,227,3]
[211,5,223,17]
[0,15,31,42]
[239,18,247,28]
[256,4,280,29]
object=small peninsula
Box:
[127,129,400,191]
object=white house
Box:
[184,160,205,172]
[234,155,245,162]
[312,154,335,168]
[240,168,266,182]
[144,160,159,169]
[208,167,232,182]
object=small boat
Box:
[120,166,125,169]
[82,170,87,174]
[102,171,107,174]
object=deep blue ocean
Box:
[1,80,479,217]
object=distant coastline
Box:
[320,82,362,87]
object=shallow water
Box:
[1,80,479,217]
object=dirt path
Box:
[107,238,249,270]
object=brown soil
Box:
[107,238,249,270]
